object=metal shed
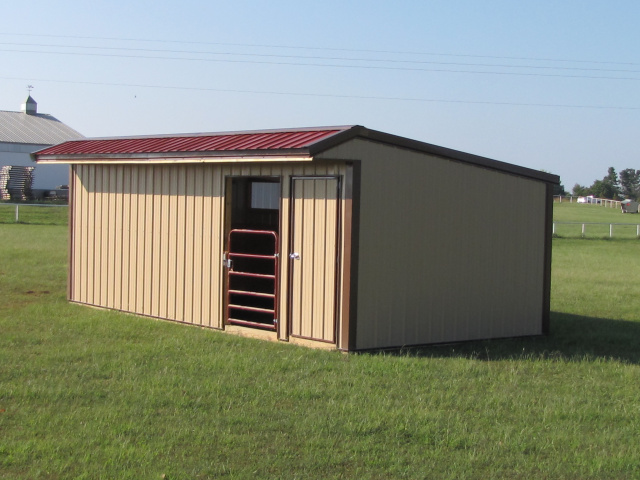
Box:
[621,199,639,213]
[34,125,558,351]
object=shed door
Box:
[289,177,340,343]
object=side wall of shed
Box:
[316,139,549,350]
[69,162,348,347]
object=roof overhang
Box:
[32,125,560,185]
[316,126,560,185]
[36,153,313,164]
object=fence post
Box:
[610,224,613,238]
[582,223,586,237]
[553,222,556,235]
[15,205,19,222]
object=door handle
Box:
[289,252,300,260]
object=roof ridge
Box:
[33,127,350,156]
[0,109,53,115]
[0,109,83,144]
[73,125,357,142]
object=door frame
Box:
[286,175,342,344]
[222,174,283,335]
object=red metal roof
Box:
[35,127,350,156]
[32,125,560,184]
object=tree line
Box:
[571,167,640,201]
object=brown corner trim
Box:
[542,183,554,335]
[348,161,361,351]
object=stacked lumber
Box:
[0,166,35,200]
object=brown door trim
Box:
[288,176,342,344]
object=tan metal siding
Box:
[158,168,170,319]
[317,139,548,350]
[70,166,82,301]
[289,177,340,342]
[112,166,124,310]
[183,167,195,323]
[69,162,347,346]
[200,168,214,327]
[121,166,132,311]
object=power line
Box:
[2,48,640,81]
[2,41,639,74]
[1,75,638,110]
[0,31,638,67]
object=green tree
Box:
[587,167,620,200]
[606,166,619,187]
[572,183,588,196]
[619,168,640,200]
[553,181,566,196]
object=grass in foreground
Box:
[1,225,640,479]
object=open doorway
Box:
[224,177,281,331]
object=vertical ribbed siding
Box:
[316,139,549,350]
[69,163,226,326]
[354,149,547,349]
[289,176,340,343]
[69,161,347,345]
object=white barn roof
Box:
[0,109,83,145]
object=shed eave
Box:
[34,152,314,164]
[310,126,560,185]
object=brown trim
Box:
[339,169,352,351]
[221,177,233,330]
[286,175,294,342]
[542,182,554,335]
[319,175,344,346]
[67,166,74,301]
[290,333,336,344]
[68,299,228,330]
[288,175,341,345]
[276,176,287,342]
[349,333,546,353]
[310,126,559,185]
[334,175,343,346]
[347,161,361,351]
[36,153,314,163]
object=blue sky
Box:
[1,0,639,190]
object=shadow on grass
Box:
[384,312,640,364]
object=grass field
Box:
[553,202,640,238]
[0,203,68,226]
[1,215,640,478]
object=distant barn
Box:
[0,95,83,198]
[35,126,559,351]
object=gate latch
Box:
[289,252,300,260]
[222,253,233,269]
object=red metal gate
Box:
[225,229,279,331]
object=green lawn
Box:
[553,202,640,238]
[553,201,635,223]
[1,225,640,479]
[0,203,68,225]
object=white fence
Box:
[553,221,640,238]
[554,195,621,208]
[1,203,68,222]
